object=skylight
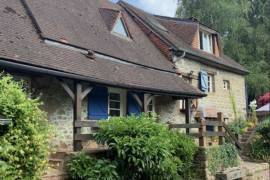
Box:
[112,18,129,38]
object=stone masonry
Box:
[175,57,247,122]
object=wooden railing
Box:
[73,112,241,150]
[168,112,242,149]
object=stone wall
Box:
[175,57,247,121]
[31,76,88,151]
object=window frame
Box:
[200,30,213,53]
[207,74,215,93]
[223,80,230,90]
[147,97,155,113]
[111,17,131,40]
[108,88,126,117]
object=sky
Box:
[111,0,178,17]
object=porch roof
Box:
[0,0,205,98]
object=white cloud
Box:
[123,0,178,17]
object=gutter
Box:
[0,58,206,98]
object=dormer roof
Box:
[119,1,248,75]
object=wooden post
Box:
[185,98,191,134]
[74,82,82,151]
[199,118,206,147]
[217,112,224,145]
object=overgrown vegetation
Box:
[228,118,248,135]
[67,153,119,180]
[68,114,198,180]
[207,143,240,175]
[250,118,270,163]
[0,75,52,179]
[177,0,270,101]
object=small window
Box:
[223,80,230,90]
[179,99,186,111]
[112,18,130,38]
[108,88,126,117]
[207,74,214,93]
[147,98,155,113]
[200,31,213,53]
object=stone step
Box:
[48,158,65,170]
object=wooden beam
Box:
[59,80,75,101]
[131,94,143,109]
[75,120,99,128]
[185,98,191,134]
[74,82,83,151]
[81,87,93,100]
[143,94,154,113]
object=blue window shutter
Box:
[127,92,142,116]
[88,86,108,120]
[200,71,208,92]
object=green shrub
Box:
[207,143,239,175]
[95,114,197,180]
[250,119,270,163]
[0,75,52,179]
[67,153,119,180]
[228,118,248,135]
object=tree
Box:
[176,0,270,102]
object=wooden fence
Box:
[74,112,241,150]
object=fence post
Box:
[217,112,224,145]
[199,118,206,147]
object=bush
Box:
[67,153,119,180]
[94,114,197,180]
[0,75,52,179]
[250,119,270,162]
[228,118,248,135]
[207,143,239,175]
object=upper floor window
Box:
[112,18,130,38]
[200,31,213,53]
[223,80,230,90]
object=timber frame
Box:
[59,79,192,151]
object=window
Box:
[200,31,213,53]
[112,18,130,38]
[223,80,230,90]
[108,88,126,117]
[207,74,214,93]
[179,99,186,111]
[147,98,155,113]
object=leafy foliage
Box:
[94,114,198,180]
[176,0,270,101]
[228,118,248,135]
[0,75,52,179]
[67,153,119,180]
[206,143,239,175]
[250,118,270,162]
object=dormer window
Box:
[200,31,213,53]
[112,17,130,38]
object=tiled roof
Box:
[0,0,205,97]
[119,1,248,75]
[155,16,198,45]
[23,0,175,72]
[99,8,120,31]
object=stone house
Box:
[0,0,248,151]
[120,1,248,123]
[0,0,206,151]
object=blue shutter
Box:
[88,86,108,120]
[200,70,208,92]
[127,92,142,116]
